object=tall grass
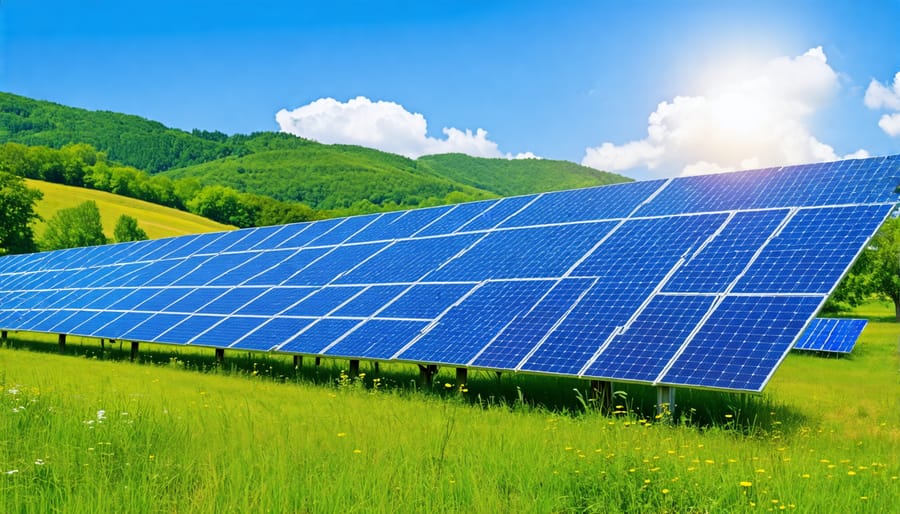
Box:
[2,302,899,512]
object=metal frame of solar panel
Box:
[0,155,898,394]
[793,318,867,354]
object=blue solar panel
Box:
[582,294,715,382]
[378,283,476,319]
[735,205,892,294]
[348,205,454,242]
[324,319,429,359]
[172,253,256,286]
[659,295,822,391]
[188,316,267,347]
[236,287,316,316]
[278,318,361,354]
[664,210,789,293]
[155,314,227,344]
[458,195,536,232]
[200,287,269,315]
[518,281,654,375]
[0,155,896,394]
[68,311,127,337]
[331,285,409,317]
[207,250,296,286]
[99,312,154,339]
[414,200,499,236]
[637,155,900,216]
[794,318,867,353]
[572,214,728,279]
[165,287,229,313]
[431,223,615,281]
[501,179,665,227]
[283,286,365,317]
[276,218,343,248]
[120,313,190,342]
[398,280,556,365]
[230,317,316,351]
[244,248,330,286]
[335,234,480,284]
[285,243,387,285]
[470,277,596,370]
[309,213,382,246]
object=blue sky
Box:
[2,0,899,179]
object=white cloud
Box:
[865,72,900,137]
[864,72,900,110]
[275,96,532,159]
[582,47,867,178]
[879,113,900,137]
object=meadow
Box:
[26,179,232,241]
[1,301,898,513]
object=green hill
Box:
[417,153,628,196]
[27,179,232,240]
[161,147,497,211]
[1,91,630,216]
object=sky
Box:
[2,0,899,180]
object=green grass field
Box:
[1,301,898,512]
[27,179,233,241]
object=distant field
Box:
[1,300,898,512]
[27,179,233,241]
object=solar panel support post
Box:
[130,342,139,363]
[57,334,66,354]
[315,356,321,367]
[349,359,360,377]
[1,330,7,347]
[293,355,302,369]
[418,364,438,386]
[656,387,676,421]
[590,380,612,410]
[456,367,468,386]
[215,348,225,365]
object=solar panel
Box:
[793,318,867,354]
[0,155,898,393]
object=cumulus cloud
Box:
[582,47,868,178]
[865,72,900,137]
[276,96,534,160]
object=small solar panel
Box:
[793,318,867,354]
[0,155,897,393]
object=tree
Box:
[0,171,42,255]
[41,200,108,250]
[827,215,900,320]
[113,214,148,243]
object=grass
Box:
[1,301,899,512]
[27,179,232,241]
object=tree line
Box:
[0,142,316,228]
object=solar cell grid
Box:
[457,195,536,232]
[397,280,555,365]
[0,155,897,394]
[793,318,867,353]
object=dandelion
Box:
[740,481,753,487]
[847,470,857,476]
[661,488,670,495]
[353,449,362,454]
[337,432,347,437]
[444,383,453,389]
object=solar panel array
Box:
[793,318,868,354]
[0,155,898,392]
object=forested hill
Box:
[0,91,630,208]
[417,154,625,196]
